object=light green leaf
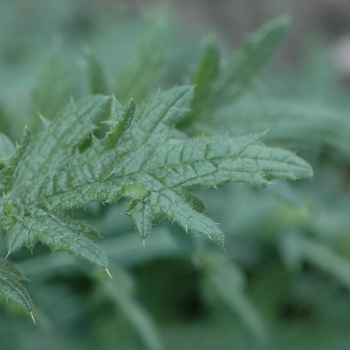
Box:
[0,84,312,312]
[126,199,154,241]
[0,258,32,313]
[0,96,110,271]
[103,98,136,149]
[27,86,311,247]
[15,95,109,196]
[0,207,108,268]
[0,127,32,191]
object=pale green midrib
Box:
[0,274,32,311]
[18,90,191,206]
[26,142,311,211]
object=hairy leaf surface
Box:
[0,258,32,312]
[0,85,312,312]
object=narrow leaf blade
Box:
[28,54,69,132]
[115,23,166,103]
[210,15,290,107]
[86,52,110,95]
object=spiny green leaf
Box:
[103,99,136,149]
[0,258,27,281]
[143,133,313,188]
[0,127,32,191]
[0,83,312,309]
[0,258,32,312]
[0,96,110,275]
[14,95,109,196]
[183,192,206,213]
[127,200,154,241]
[148,187,225,246]
[107,97,124,125]
[24,86,310,245]
[0,207,108,268]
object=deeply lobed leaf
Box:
[0,84,312,313]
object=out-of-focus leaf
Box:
[99,267,162,350]
[28,54,70,133]
[86,51,110,95]
[201,252,268,340]
[114,22,166,103]
[202,96,350,155]
[281,231,350,289]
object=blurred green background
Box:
[2,1,350,349]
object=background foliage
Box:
[1,1,350,349]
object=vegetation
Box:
[1,3,350,349]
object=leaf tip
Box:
[105,268,113,279]
[30,311,36,325]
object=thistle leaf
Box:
[0,258,33,313]
[0,85,312,312]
